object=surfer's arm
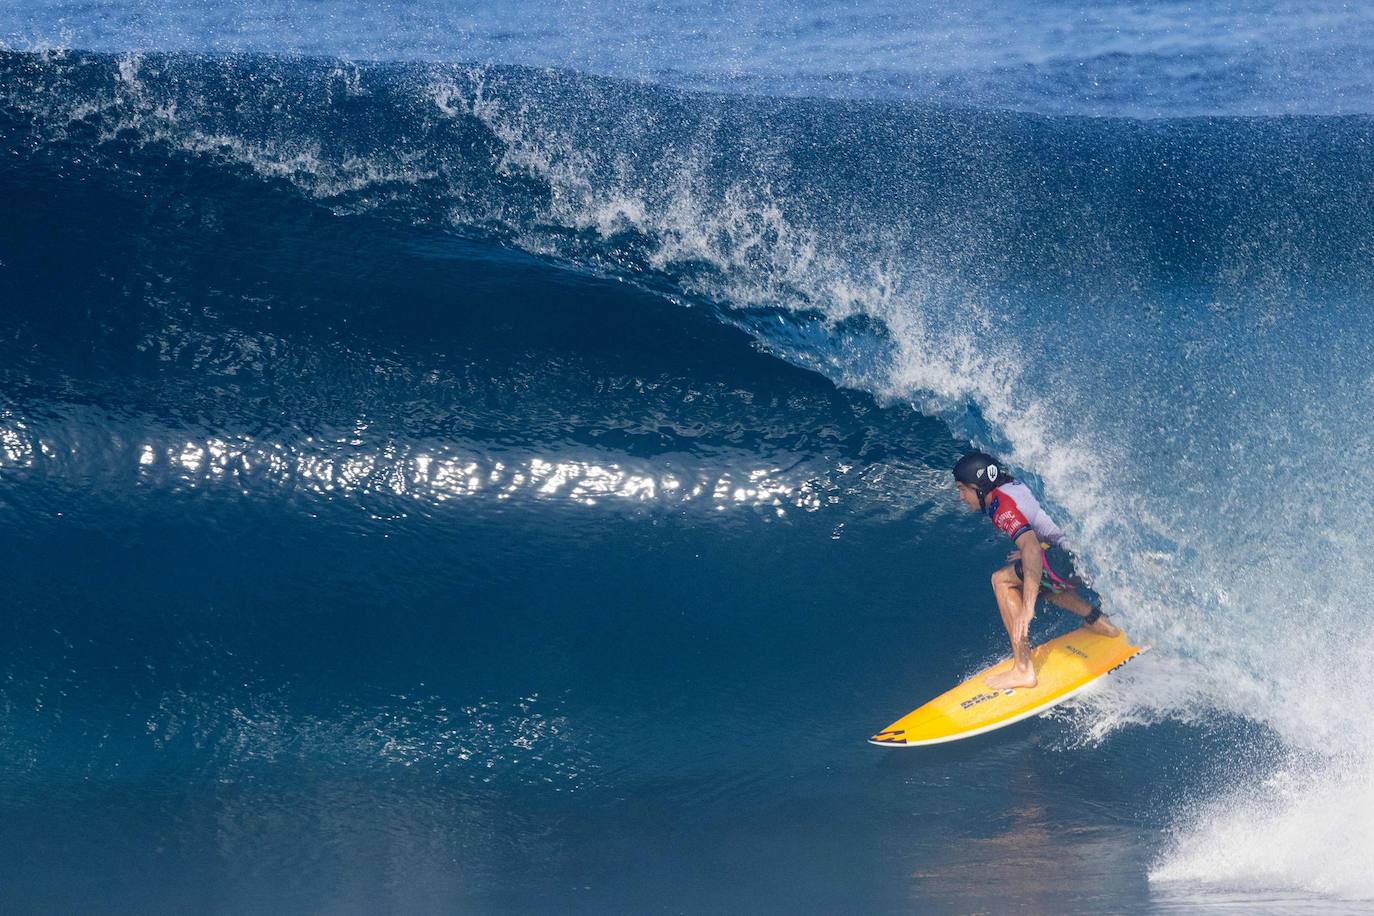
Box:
[1014,530,1044,633]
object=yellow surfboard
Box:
[869,629,1145,747]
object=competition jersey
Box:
[985,481,1065,546]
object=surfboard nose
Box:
[869,729,908,745]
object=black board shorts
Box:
[1013,542,1091,597]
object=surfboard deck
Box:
[869,629,1145,747]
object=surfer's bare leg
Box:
[986,565,1038,689]
[1046,590,1121,637]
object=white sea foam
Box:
[1151,754,1374,900]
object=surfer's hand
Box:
[1017,602,1035,642]
[1006,549,1021,562]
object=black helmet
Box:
[953,451,1009,496]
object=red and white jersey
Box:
[985,481,1065,546]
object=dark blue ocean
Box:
[4,3,1374,913]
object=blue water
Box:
[4,4,1374,913]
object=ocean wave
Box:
[5,49,1374,900]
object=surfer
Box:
[953,452,1120,690]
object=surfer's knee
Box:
[991,565,1018,590]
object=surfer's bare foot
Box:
[984,666,1037,690]
[1082,615,1121,637]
